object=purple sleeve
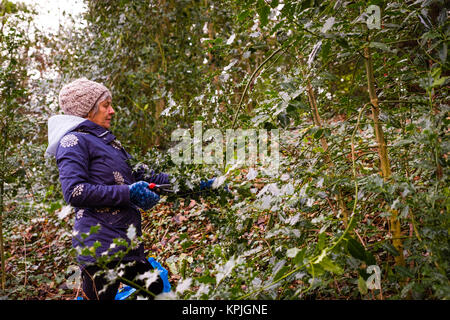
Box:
[56,134,131,208]
[146,170,170,185]
[133,164,170,185]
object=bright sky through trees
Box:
[11,0,86,33]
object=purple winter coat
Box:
[54,119,169,265]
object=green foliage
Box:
[0,0,448,300]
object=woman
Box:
[46,78,169,299]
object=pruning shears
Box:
[147,181,231,201]
[147,183,175,195]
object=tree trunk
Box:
[305,80,349,227]
[0,181,5,291]
[364,46,405,266]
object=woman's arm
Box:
[56,133,131,208]
[133,164,170,185]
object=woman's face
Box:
[87,98,115,129]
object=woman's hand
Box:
[129,181,160,210]
[199,177,230,192]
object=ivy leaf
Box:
[438,42,447,64]
[336,37,349,49]
[395,265,414,278]
[317,232,326,251]
[365,251,377,266]
[81,247,92,257]
[181,240,193,250]
[321,40,331,61]
[237,10,251,22]
[93,240,101,250]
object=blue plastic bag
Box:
[147,256,171,293]
[76,257,171,300]
[115,257,171,300]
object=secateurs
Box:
[147,183,175,195]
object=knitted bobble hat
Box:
[59,78,112,117]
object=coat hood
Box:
[45,115,87,158]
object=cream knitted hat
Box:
[59,78,111,117]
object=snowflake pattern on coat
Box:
[95,207,110,213]
[60,134,79,148]
[111,139,122,150]
[72,184,84,198]
[113,171,125,185]
[76,209,84,220]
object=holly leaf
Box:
[358,276,368,295]
[346,237,366,261]
[319,256,343,275]
[257,0,270,27]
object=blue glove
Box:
[199,178,215,190]
[200,178,230,192]
[129,181,160,210]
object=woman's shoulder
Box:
[56,130,96,158]
[59,130,92,146]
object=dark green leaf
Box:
[395,266,414,278]
[257,0,270,27]
[358,276,368,295]
[346,237,366,261]
[383,242,400,256]
[196,275,216,284]
[314,128,324,140]
[293,248,306,266]
[273,265,290,281]
[319,256,343,275]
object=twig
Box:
[161,228,169,244]
[23,236,27,287]
[232,43,292,128]
[325,197,338,216]
[354,229,366,248]
[262,238,273,257]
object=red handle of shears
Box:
[147,183,174,194]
